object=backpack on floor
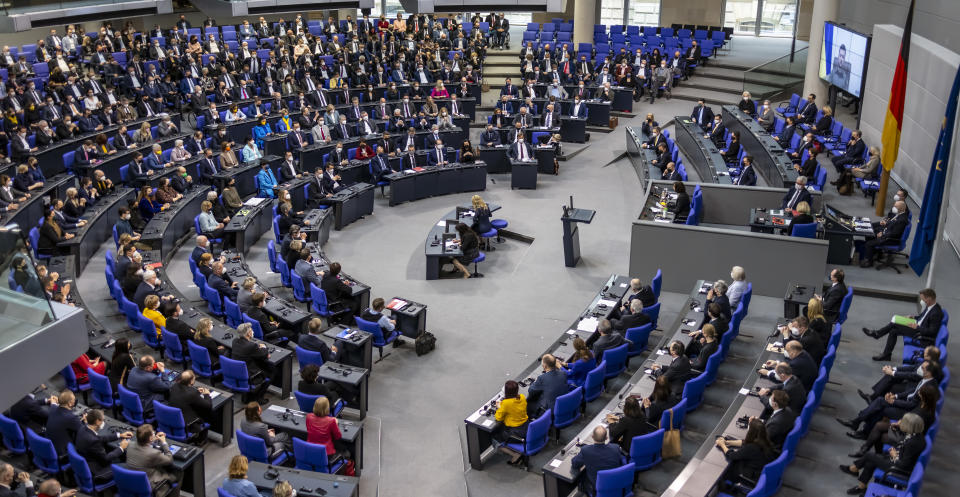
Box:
[415,331,436,356]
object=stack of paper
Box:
[598,299,618,307]
[577,317,599,332]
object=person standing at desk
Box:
[670,181,690,223]
[571,426,626,496]
[470,194,493,236]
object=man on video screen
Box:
[830,44,851,90]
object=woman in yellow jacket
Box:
[142,294,166,338]
[493,380,529,465]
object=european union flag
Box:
[909,65,960,275]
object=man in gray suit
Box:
[591,319,626,362]
[125,356,172,415]
[237,277,257,312]
[125,425,180,494]
[239,401,292,456]
[294,249,325,289]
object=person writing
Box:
[449,223,479,279]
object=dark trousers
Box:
[855,452,895,484]
[832,155,859,173]
[875,323,918,355]
[854,397,907,433]
[865,420,903,454]
[870,375,913,399]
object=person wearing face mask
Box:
[252,118,272,150]
[761,340,817,391]
[850,146,881,179]
[0,174,28,205]
[650,340,690,399]
[838,361,940,443]
[322,164,343,195]
[862,288,943,361]
[780,316,825,364]
[74,409,133,483]
[706,115,726,147]
[738,91,757,116]
[831,129,866,172]
[757,99,775,131]
[856,200,908,268]
[642,126,665,150]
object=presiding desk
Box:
[477,145,554,174]
[673,117,732,184]
[541,280,710,497]
[463,275,630,470]
[423,203,501,280]
[246,461,358,497]
[722,106,796,188]
[748,205,874,265]
[661,322,786,497]
[385,161,487,206]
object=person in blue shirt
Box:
[255,162,278,198]
[252,118,272,149]
[136,185,167,222]
[360,298,404,345]
[242,136,263,163]
[221,455,262,497]
[571,426,627,496]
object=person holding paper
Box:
[862,288,942,361]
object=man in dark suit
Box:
[426,141,448,166]
[861,350,940,403]
[8,394,53,431]
[591,319,625,362]
[570,96,588,118]
[321,262,356,317]
[167,371,212,433]
[246,292,296,344]
[231,323,272,401]
[831,130,866,172]
[798,93,817,124]
[45,389,82,456]
[758,363,807,416]
[816,269,846,324]
[480,124,501,147]
[126,356,172,411]
[858,201,909,268]
[133,270,164,310]
[706,116,725,147]
[654,341,692,398]
[690,99,714,128]
[75,409,131,481]
[661,162,681,181]
[781,176,812,210]
[571,426,625,496]
[736,156,758,186]
[766,341,817,391]
[864,288,942,361]
[0,462,35,497]
[278,151,300,181]
[197,149,219,180]
[299,318,341,363]
[207,261,238,301]
[610,299,651,333]
[191,236,213,265]
[525,355,569,417]
[838,361,940,438]
[761,390,796,451]
[508,138,533,162]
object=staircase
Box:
[482,49,522,89]
[669,60,803,107]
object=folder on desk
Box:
[387,298,408,310]
[892,315,917,326]
[577,317,599,332]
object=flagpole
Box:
[877,170,890,216]
[923,96,960,289]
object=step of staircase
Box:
[485,54,520,65]
[668,86,743,106]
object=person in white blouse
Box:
[170,140,192,161]
[727,265,749,309]
[437,108,454,130]
[225,104,247,122]
[83,90,101,110]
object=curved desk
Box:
[0,173,74,232]
[722,106,796,188]
[674,117,732,184]
[463,274,631,470]
[76,132,190,185]
[57,187,137,272]
[625,126,661,183]
[424,203,501,280]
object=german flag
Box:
[880,0,915,172]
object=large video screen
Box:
[819,22,870,98]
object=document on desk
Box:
[466,411,481,423]
[577,317,599,332]
[549,459,563,468]
[739,388,751,395]
[244,197,268,206]
[209,391,221,399]
[482,419,494,428]
[598,299,617,308]
[267,404,286,412]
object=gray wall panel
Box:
[629,222,829,298]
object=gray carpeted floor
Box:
[67,36,959,497]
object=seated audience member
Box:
[837,360,940,439]
[614,278,656,319]
[839,413,926,496]
[591,319,626,362]
[525,354,569,417]
[360,297,404,344]
[306,397,352,463]
[74,409,132,482]
[670,181,690,222]
[715,419,776,484]
[606,396,656,452]
[760,390,796,451]
[207,261,238,301]
[237,277,257,312]
[230,323,272,402]
[321,262,356,317]
[221,455,260,497]
[246,292,297,344]
[198,200,225,240]
[298,364,342,407]
[758,363,806,416]
[571,426,625,496]
[853,384,938,459]
[788,201,815,235]
[780,316,825,364]
[299,317,342,364]
[687,324,719,369]
[125,424,180,491]
[294,248,324,289]
[763,341,817,390]
[727,266,748,309]
[610,299,651,333]
[167,370,212,438]
[491,380,528,465]
[240,401,292,454]
[862,288,941,361]
[45,390,81,456]
[651,340,691,398]
[126,355,172,410]
[557,337,596,387]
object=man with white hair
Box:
[0,462,34,497]
[727,266,748,309]
[133,269,173,310]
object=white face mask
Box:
[917,365,924,376]
[789,326,800,337]
[892,207,899,214]
[284,193,291,201]
[803,137,810,143]
[893,195,901,202]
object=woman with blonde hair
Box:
[470,195,493,236]
[806,298,829,344]
[142,294,165,337]
[728,266,748,309]
[788,201,815,236]
[221,455,260,497]
[134,122,153,144]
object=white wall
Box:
[837,0,960,56]
[860,24,960,252]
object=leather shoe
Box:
[847,485,866,495]
[839,464,860,477]
[846,430,868,440]
[836,417,859,430]
[861,327,874,337]
[860,259,874,268]
[857,389,872,403]
[872,354,892,361]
